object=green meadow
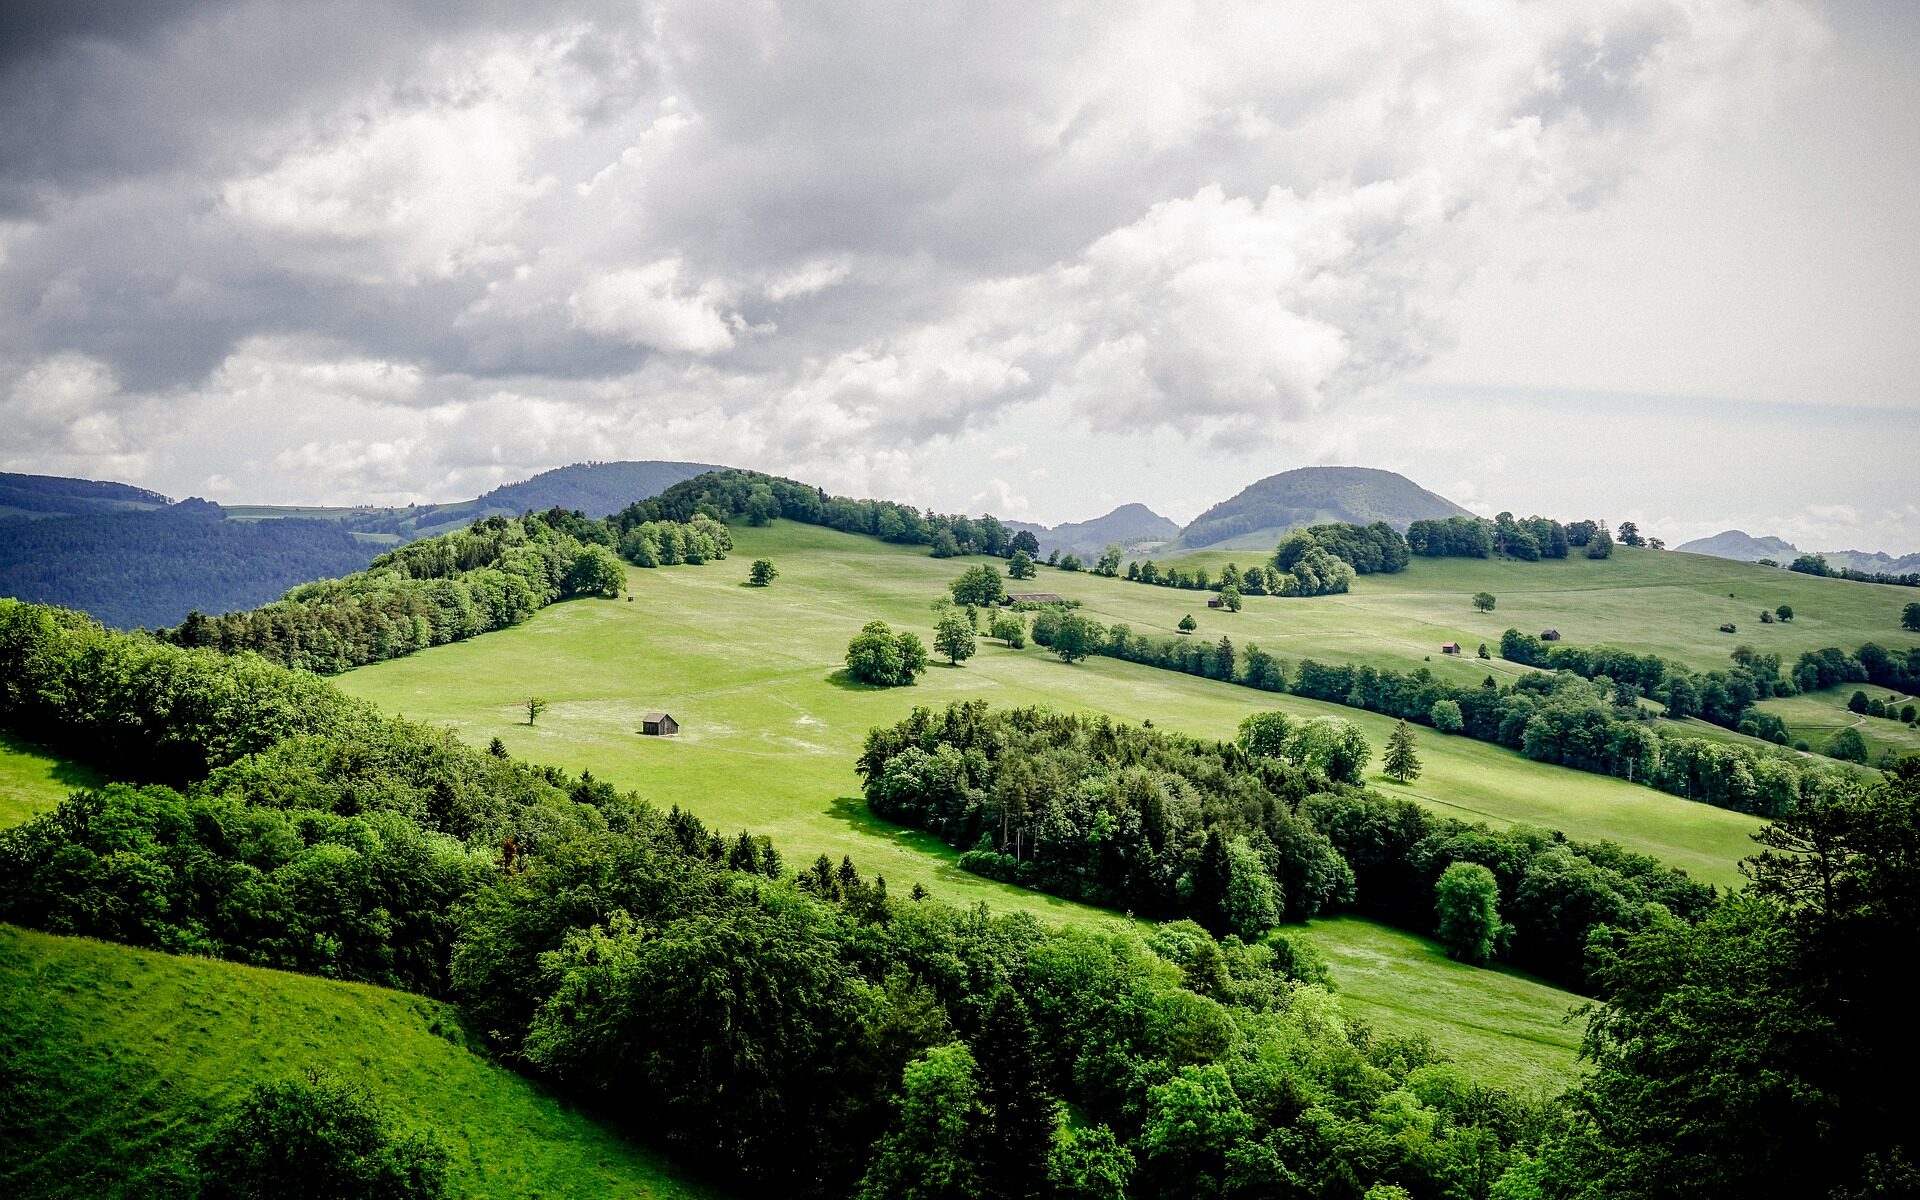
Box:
[1757,683,1920,764]
[1128,544,1914,681]
[0,924,717,1200]
[0,733,100,828]
[333,521,1848,1089]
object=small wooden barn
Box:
[1441,641,1462,655]
[641,712,680,736]
[1005,593,1066,605]
[1207,596,1224,609]
[1540,629,1561,641]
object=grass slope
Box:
[336,522,1778,1088]
[1757,684,1920,764]
[1139,545,1914,681]
[0,733,100,827]
[0,924,720,1200]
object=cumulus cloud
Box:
[0,0,1836,506]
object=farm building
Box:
[641,712,680,736]
[1206,596,1224,609]
[1004,593,1067,605]
[1441,641,1462,655]
[1540,629,1561,641]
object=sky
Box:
[1,0,1916,552]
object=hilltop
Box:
[1676,529,1803,561]
[0,472,174,519]
[1170,465,1475,552]
[1010,502,1182,557]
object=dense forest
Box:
[857,702,1711,990]
[0,504,377,630]
[2,596,1913,1198]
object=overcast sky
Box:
[2,0,1915,551]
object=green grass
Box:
[1138,544,1916,680]
[330,522,1798,1090]
[1756,684,1920,765]
[1298,917,1585,1096]
[0,924,721,1200]
[0,733,100,827]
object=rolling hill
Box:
[1011,502,1182,558]
[0,472,172,519]
[1676,529,1802,561]
[0,924,717,1200]
[1170,466,1475,552]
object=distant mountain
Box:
[0,461,714,629]
[1820,549,1920,576]
[1171,466,1473,552]
[1674,530,1803,562]
[0,503,376,629]
[1023,503,1181,557]
[0,471,172,518]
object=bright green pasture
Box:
[0,924,719,1200]
[1757,684,1920,765]
[1298,917,1584,1096]
[1136,544,1915,679]
[0,733,99,828]
[341,522,1760,891]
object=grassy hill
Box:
[331,520,1836,1089]
[1034,502,1182,557]
[0,924,720,1200]
[1169,466,1474,552]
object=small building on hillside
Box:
[1441,641,1462,655]
[1207,596,1224,609]
[1541,629,1561,641]
[1005,593,1066,605]
[641,712,680,736]
[1718,623,1737,634]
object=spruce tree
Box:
[973,989,1056,1200]
[1383,720,1421,783]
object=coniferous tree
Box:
[1382,720,1421,782]
[974,989,1056,1200]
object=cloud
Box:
[0,0,1835,506]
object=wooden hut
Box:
[1207,596,1224,609]
[641,712,680,736]
[1540,629,1561,641]
[1441,641,1462,655]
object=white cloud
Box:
[567,260,740,354]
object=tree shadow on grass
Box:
[825,668,894,692]
[0,730,103,791]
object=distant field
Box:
[1757,684,1920,764]
[0,924,718,1200]
[1137,544,1916,681]
[0,734,100,827]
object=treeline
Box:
[0,503,376,629]
[1015,599,1847,816]
[1116,521,1407,599]
[159,510,716,674]
[1408,513,1614,560]
[1786,552,1920,588]
[858,702,1712,989]
[1503,631,1920,752]
[0,599,1553,1199]
[614,467,1040,559]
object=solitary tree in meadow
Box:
[1472,592,1496,612]
[1177,614,1198,634]
[1824,726,1869,763]
[1008,549,1036,580]
[1219,583,1242,612]
[1903,602,1920,632]
[747,559,778,586]
[950,564,1006,607]
[1434,862,1504,966]
[990,613,1026,648]
[1383,721,1421,782]
[1776,604,1793,622]
[525,697,548,725]
[934,609,978,667]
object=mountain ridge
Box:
[1169,465,1474,552]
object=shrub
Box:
[197,1069,448,1200]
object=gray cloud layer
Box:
[0,0,1853,517]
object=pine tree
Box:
[1383,720,1421,783]
[973,989,1056,1200]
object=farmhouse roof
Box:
[643,711,672,723]
[1007,593,1066,603]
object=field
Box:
[1136,544,1915,681]
[0,733,100,827]
[0,924,717,1200]
[333,521,1813,1089]
[1757,684,1920,764]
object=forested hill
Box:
[0,471,172,517]
[0,505,376,629]
[1173,466,1474,551]
[470,460,720,517]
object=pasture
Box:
[1758,683,1920,764]
[335,521,1808,1088]
[0,924,716,1200]
[0,733,99,828]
